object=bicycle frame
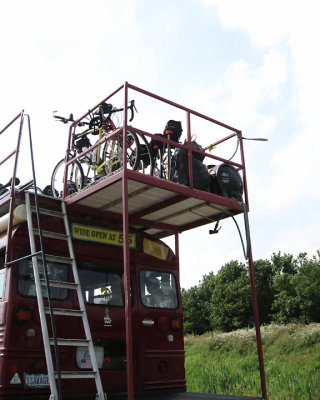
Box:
[94,122,121,174]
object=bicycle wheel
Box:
[102,130,141,175]
[136,133,154,175]
[51,157,84,198]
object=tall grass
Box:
[184,323,320,400]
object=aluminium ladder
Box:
[25,192,106,400]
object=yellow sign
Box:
[143,238,169,260]
[71,223,137,249]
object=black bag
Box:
[208,163,243,201]
[0,184,7,196]
[139,144,151,167]
[150,133,165,158]
[43,185,58,197]
[174,141,210,191]
[184,140,205,162]
[164,120,183,145]
[75,136,92,154]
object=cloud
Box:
[182,48,287,142]
[197,1,320,212]
[201,0,304,48]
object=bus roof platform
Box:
[62,168,245,239]
[0,177,243,241]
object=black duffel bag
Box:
[174,141,210,191]
[208,163,243,201]
[164,120,183,145]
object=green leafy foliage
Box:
[210,261,252,332]
[182,251,320,334]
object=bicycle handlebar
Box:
[53,112,74,124]
[97,100,137,123]
[53,112,89,127]
[53,100,137,129]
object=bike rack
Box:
[60,82,267,400]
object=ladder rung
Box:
[44,307,84,317]
[55,371,97,379]
[49,338,89,346]
[40,279,78,289]
[37,254,72,264]
[34,229,68,240]
[31,206,63,218]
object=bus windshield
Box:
[78,263,124,307]
[139,270,178,309]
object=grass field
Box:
[184,323,320,400]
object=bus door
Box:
[136,267,186,391]
[77,261,127,393]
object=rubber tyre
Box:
[51,157,84,198]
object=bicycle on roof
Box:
[50,100,154,198]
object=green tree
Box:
[296,251,320,323]
[182,285,210,335]
[271,251,297,275]
[182,272,216,335]
[271,252,300,323]
[182,250,320,332]
[210,260,252,332]
[253,259,275,325]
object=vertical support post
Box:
[238,131,250,208]
[186,111,193,189]
[123,82,134,400]
[247,222,267,399]
[166,137,171,181]
[175,233,181,291]
[247,234,267,400]
[175,233,180,261]
[62,125,74,199]
[239,130,267,398]
[5,111,24,266]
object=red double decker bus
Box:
[0,195,185,399]
[0,83,267,400]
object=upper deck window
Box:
[17,259,68,300]
[78,263,123,307]
[139,270,178,309]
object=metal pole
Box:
[175,233,180,261]
[0,112,22,136]
[238,130,266,398]
[25,115,63,399]
[5,111,24,266]
[186,111,193,189]
[123,82,134,400]
[246,217,267,399]
[238,131,250,209]
[175,233,181,292]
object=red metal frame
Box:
[60,82,267,399]
[0,111,24,266]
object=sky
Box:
[1,0,320,289]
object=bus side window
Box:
[0,253,5,299]
[17,259,68,300]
